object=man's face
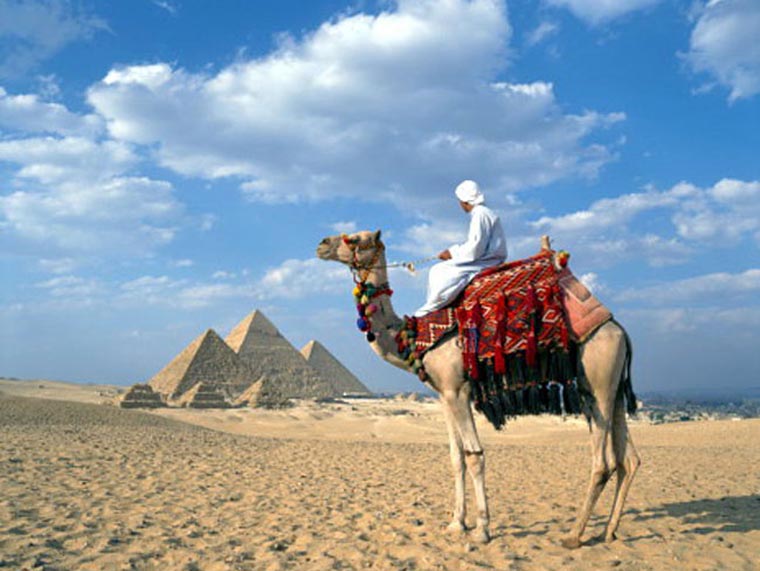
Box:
[459,200,473,213]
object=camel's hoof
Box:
[446,521,466,534]
[605,532,617,543]
[560,535,582,550]
[473,528,491,544]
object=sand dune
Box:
[1,386,758,570]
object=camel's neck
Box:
[357,252,410,371]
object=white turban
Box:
[454,180,485,205]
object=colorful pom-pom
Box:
[366,332,376,342]
[366,303,378,316]
[353,286,361,298]
[357,317,369,332]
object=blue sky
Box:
[1,0,758,394]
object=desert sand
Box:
[0,381,758,571]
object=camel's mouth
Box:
[316,238,334,260]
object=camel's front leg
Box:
[442,388,490,544]
[441,400,466,533]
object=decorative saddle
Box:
[396,250,612,428]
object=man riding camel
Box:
[414,180,507,317]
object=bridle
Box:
[341,234,393,342]
[341,234,386,284]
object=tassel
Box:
[513,386,524,415]
[499,390,514,417]
[458,303,481,380]
[493,294,507,375]
[525,286,538,368]
[527,383,540,414]
[564,380,581,415]
[549,382,562,415]
[538,383,549,413]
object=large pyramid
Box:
[226,311,338,400]
[148,328,256,401]
[300,340,371,395]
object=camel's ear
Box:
[373,229,382,242]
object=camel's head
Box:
[316,230,384,268]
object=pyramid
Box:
[120,384,166,408]
[226,310,339,400]
[300,340,371,395]
[148,328,256,401]
[175,382,231,409]
[233,375,290,408]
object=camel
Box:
[316,230,641,548]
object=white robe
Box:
[414,204,507,317]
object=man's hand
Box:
[438,249,452,261]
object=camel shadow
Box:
[631,494,760,535]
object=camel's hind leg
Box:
[604,391,641,542]
[561,323,625,549]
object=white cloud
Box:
[0,136,135,184]
[38,257,76,274]
[0,0,107,77]
[35,274,102,299]
[546,0,661,25]
[0,90,185,256]
[525,21,559,46]
[672,179,760,243]
[685,0,760,101]
[579,272,605,294]
[400,222,466,255]
[258,258,349,299]
[0,88,103,136]
[330,220,358,234]
[212,270,236,279]
[616,268,760,305]
[87,0,623,213]
[530,178,760,266]
[152,1,178,16]
[1,175,182,251]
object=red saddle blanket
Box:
[408,250,611,379]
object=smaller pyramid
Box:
[176,382,231,409]
[233,375,291,408]
[149,328,255,401]
[226,310,339,400]
[301,340,371,395]
[120,384,166,408]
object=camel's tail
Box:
[618,321,638,415]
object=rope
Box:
[384,255,439,274]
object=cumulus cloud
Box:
[0,0,107,77]
[685,0,760,101]
[530,178,760,266]
[1,176,181,251]
[258,258,349,299]
[330,220,358,234]
[87,0,623,214]
[545,0,661,25]
[616,268,760,304]
[0,88,103,136]
[0,88,184,255]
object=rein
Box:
[340,234,437,275]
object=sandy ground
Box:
[0,382,758,571]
